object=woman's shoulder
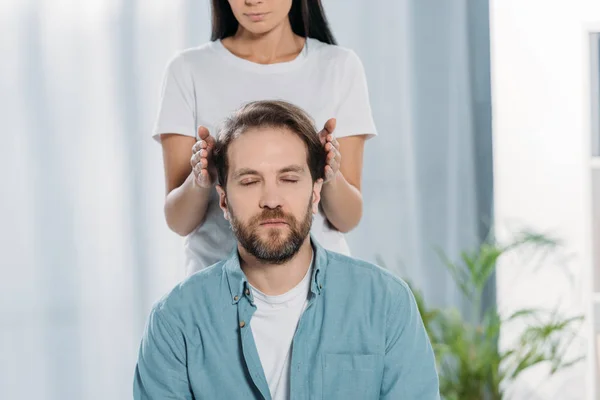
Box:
[165,41,222,69]
[306,38,363,68]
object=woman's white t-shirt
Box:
[153,38,377,275]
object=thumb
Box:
[324,118,336,134]
[197,126,210,141]
[319,118,336,143]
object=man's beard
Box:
[229,197,313,264]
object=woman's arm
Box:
[318,49,375,233]
[161,131,214,236]
[319,135,367,233]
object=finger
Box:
[193,140,208,155]
[198,169,211,187]
[192,141,201,153]
[327,135,340,150]
[328,156,338,170]
[318,119,335,143]
[195,167,205,184]
[326,143,339,155]
[318,128,328,145]
[193,161,202,175]
[327,160,339,176]
[204,133,216,148]
[334,147,341,162]
[324,118,336,134]
[190,152,200,167]
[324,165,334,180]
[195,151,207,165]
[326,151,335,163]
[197,126,210,140]
[196,173,205,187]
[331,159,340,171]
[199,168,208,180]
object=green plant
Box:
[399,231,584,400]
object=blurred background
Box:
[1,0,599,399]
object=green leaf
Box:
[397,229,585,399]
[436,247,473,300]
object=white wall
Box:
[491,1,600,399]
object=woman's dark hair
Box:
[210,0,336,45]
[213,100,326,188]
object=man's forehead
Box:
[228,128,309,166]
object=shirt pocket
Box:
[322,353,383,400]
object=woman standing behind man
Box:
[156,0,377,274]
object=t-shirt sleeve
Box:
[333,50,377,139]
[152,53,197,143]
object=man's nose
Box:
[258,182,284,209]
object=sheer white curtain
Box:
[0,1,492,399]
[326,0,493,310]
[1,1,205,399]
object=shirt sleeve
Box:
[133,307,193,399]
[333,50,377,139]
[152,53,197,143]
[380,281,440,400]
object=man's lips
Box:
[259,219,288,226]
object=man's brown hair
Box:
[213,100,326,188]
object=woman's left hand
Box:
[319,118,341,183]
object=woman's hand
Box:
[190,126,217,188]
[318,118,341,183]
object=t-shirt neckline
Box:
[250,256,313,306]
[213,38,310,74]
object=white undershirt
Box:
[250,262,312,400]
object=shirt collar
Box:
[224,234,328,304]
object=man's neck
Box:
[223,21,305,64]
[239,237,313,296]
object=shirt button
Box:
[245,289,250,296]
[233,295,239,301]
[239,321,246,328]
[319,284,323,289]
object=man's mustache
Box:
[251,208,295,225]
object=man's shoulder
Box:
[324,251,411,296]
[150,260,227,319]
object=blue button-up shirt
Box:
[134,240,440,399]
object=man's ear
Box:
[311,178,323,215]
[216,185,229,220]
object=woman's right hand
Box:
[190,126,217,188]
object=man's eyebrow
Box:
[232,168,260,179]
[279,165,305,174]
